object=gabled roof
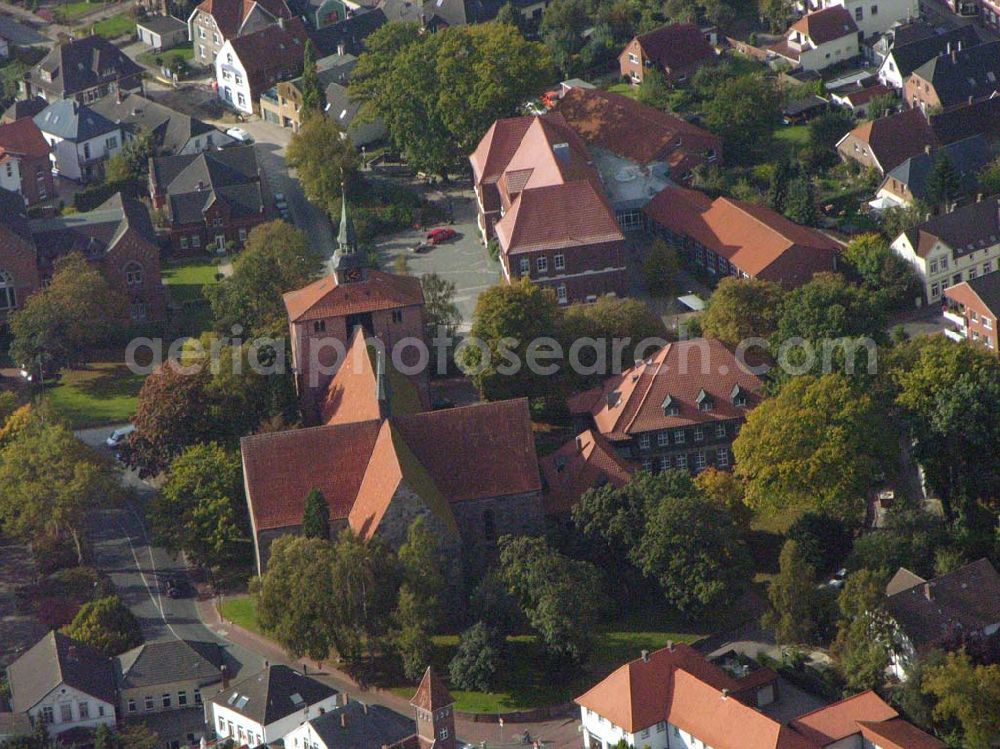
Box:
[283,270,424,323]
[116,639,222,689]
[930,96,1000,144]
[881,134,991,201]
[136,14,188,34]
[90,93,225,155]
[411,667,453,711]
[0,117,49,159]
[885,24,979,79]
[307,701,416,749]
[790,6,857,45]
[911,40,1000,109]
[540,429,634,515]
[193,0,291,38]
[901,196,1000,258]
[837,107,938,173]
[29,35,142,97]
[229,17,309,78]
[885,567,926,596]
[469,116,534,186]
[944,272,1000,318]
[33,99,119,142]
[309,9,388,57]
[7,632,116,710]
[213,664,336,726]
[2,96,47,124]
[858,719,946,749]
[151,145,266,224]
[789,691,897,745]
[634,22,715,71]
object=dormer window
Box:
[607,390,621,408]
[731,384,748,408]
[696,388,714,412]
[662,394,679,417]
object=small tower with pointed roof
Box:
[333,179,364,284]
[411,667,455,749]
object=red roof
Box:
[643,186,840,285]
[540,429,634,515]
[838,108,939,173]
[0,118,50,160]
[858,719,946,749]
[412,667,454,711]
[790,691,898,745]
[283,270,425,323]
[634,23,716,71]
[228,17,309,77]
[469,116,534,186]
[789,6,858,44]
[841,83,893,107]
[194,0,291,38]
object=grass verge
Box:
[89,13,135,38]
[138,44,194,70]
[53,0,106,22]
[219,595,262,635]
[46,362,144,429]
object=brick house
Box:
[149,145,273,254]
[835,107,938,175]
[0,117,53,205]
[618,23,716,86]
[215,17,308,114]
[567,338,765,475]
[20,36,143,104]
[187,0,292,66]
[240,328,544,573]
[644,186,840,287]
[874,134,990,209]
[944,272,1000,352]
[539,429,634,517]
[768,6,860,72]
[0,189,41,322]
[469,113,627,304]
[905,41,1000,113]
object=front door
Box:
[216,234,226,252]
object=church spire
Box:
[333,176,363,283]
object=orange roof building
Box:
[576,645,945,749]
[539,429,635,516]
[643,186,840,287]
[241,328,544,572]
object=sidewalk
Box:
[198,596,583,748]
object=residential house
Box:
[375,0,505,29]
[115,640,221,748]
[187,0,292,65]
[644,186,840,286]
[33,99,123,183]
[567,338,765,475]
[576,643,944,749]
[283,206,426,408]
[19,36,143,104]
[323,80,387,146]
[829,83,893,117]
[930,95,1000,144]
[242,327,545,572]
[874,135,991,209]
[136,15,189,49]
[1,97,47,125]
[309,9,388,57]
[469,113,627,304]
[808,0,919,39]
[149,144,273,253]
[905,40,1000,113]
[28,193,166,322]
[209,664,339,746]
[877,24,979,88]
[5,632,117,738]
[215,17,309,114]
[883,559,1000,679]
[835,107,938,174]
[890,194,1000,303]
[91,93,236,155]
[260,51,356,132]
[872,18,948,66]
[301,0,349,28]
[944,272,1000,351]
[540,429,634,517]
[0,117,53,205]
[769,7,860,72]
[619,23,715,86]
[0,188,40,321]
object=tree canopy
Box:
[301,488,330,540]
[286,116,358,218]
[704,75,781,163]
[62,596,143,656]
[700,277,784,346]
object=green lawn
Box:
[53,0,106,22]
[89,13,136,38]
[607,82,640,99]
[45,362,144,429]
[163,257,222,337]
[138,44,194,70]
[219,595,262,635]
[774,125,810,146]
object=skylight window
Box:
[290,693,304,706]
[235,696,250,709]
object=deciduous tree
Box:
[286,116,358,217]
[704,75,781,162]
[642,238,681,297]
[62,596,142,656]
[449,621,504,691]
[922,651,1000,749]
[763,540,829,644]
[302,489,330,540]
[700,277,784,346]
[421,273,461,339]
[831,569,895,692]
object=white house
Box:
[6,632,117,738]
[769,6,860,72]
[209,664,339,746]
[284,700,418,749]
[0,153,20,193]
[890,196,1000,304]
[812,0,918,38]
[33,99,122,183]
[214,19,307,115]
[214,41,253,114]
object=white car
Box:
[226,127,253,143]
[106,424,136,448]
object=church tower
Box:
[411,667,456,749]
[332,180,364,285]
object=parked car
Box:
[162,574,187,599]
[106,424,136,448]
[274,192,290,220]
[426,227,457,244]
[226,127,253,144]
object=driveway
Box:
[375,181,501,329]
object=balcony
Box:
[945,329,966,342]
[943,310,966,328]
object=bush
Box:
[32,533,79,576]
[787,513,853,573]
[62,596,143,656]
[73,179,137,212]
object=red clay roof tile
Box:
[283,270,425,323]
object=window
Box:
[78,702,89,720]
[226,52,232,63]
[106,136,118,149]
[674,428,686,444]
[554,253,565,270]
[235,75,243,86]
[855,5,863,18]
[238,228,247,242]
[0,270,17,311]
[60,703,72,722]
[537,256,548,272]
[695,451,706,470]
[984,317,993,330]
[162,693,171,709]
[83,143,91,160]
[657,722,666,733]
[639,434,651,450]
[213,32,219,43]
[930,282,940,298]
[556,284,567,303]
[871,3,877,13]
[41,707,54,725]
[641,729,650,739]
[483,509,496,540]
[440,729,449,740]
[194,689,202,705]
[658,455,670,472]
[313,320,326,333]
[124,262,142,287]
[676,453,687,469]
[970,268,978,280]
[192,235,201,248]
[212,217,224,227]
[658,431,669,447]
[930,260,938,274]
[199,27,206,38]
[642,458,652,471]
[519,258,530,276]
[715,423,726,438]
[128,699,137,713]
[717,448,730,468]
[223,70,231,81]
[392,309,403,323]
[145,696,154,711]
[985,260,993,274]
[694,426,704,442]
[97,705,104,717]
[180,236,189,250]
[628,52,639,64]
[218,717,225,733]
[237,93,246,107]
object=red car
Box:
[426,227,457,244]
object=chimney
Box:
[344,693,350,705]
[278,15,286,28]
[575,435,583,452]
[924,144,932,155]
[667,640,674,651]
[115,86,123,104]
[67,646,78,662]
[924,582,933,600]
[337,42,345,56]
[362,703,368,715]
[977,192,984,202]
[197,180,205,190]
[946,41,951,55]
[952,47,957,63]
[958,39,962,51]
[264,660,269,668]
[641,650,650,662]
[221,665,230,689]
[722,688,730,700]
[340,713,347,729]
[969,95,974,105]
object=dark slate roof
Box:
[931,96,1000,144]
[136,14,188,34]
[212,665,337,726]
[887,25,979,79]
[2,96,48,123]
[307,701,415,749]
[151,145,267,224]
[309,9,387,57]
[883,134,991,201]
[33,99,119,141]
[884,558,1000,650]
[30,35,143,97]
[903,195,1000,258]
[961,271,1000,315]
[0,187,31,241]
[115,640,222,690]
[324,81,360,128]
[911,40,1000,109]
[7,632,116,710]
[90,93,227,155]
